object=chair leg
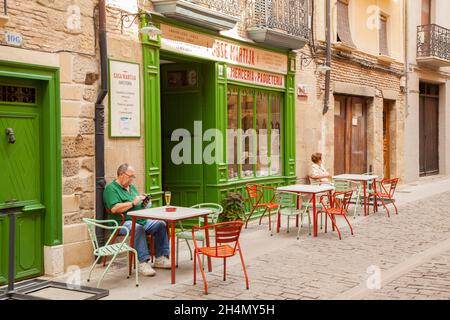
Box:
[267,209,272,231]
[185,239,193,260]
[307,211,311,236]
[196,251,208,294]
[287,215,290,233]
[329,215,342,240]
[193,249,197,285]
[132,249,139,287]
[87,255,102,283]
[325,213,327,233]
[98,251,120,288]
[343,215,354,235]
[258,208,269,226]
[277,211,281,234]
[245,207,257,229]
[380,197,391,218]
[201,240,205,270]
[271,212,278,236]
[238,248,249,290]
[223,258,226,281]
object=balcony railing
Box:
[186,0,241,18]
[248,0,310,40]
[417,24,450,64]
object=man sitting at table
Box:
[103,163,171,277]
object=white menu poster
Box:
[109,60,141,137]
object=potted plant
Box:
[220,192,246,222]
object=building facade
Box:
[404,0,450,183]
[295,0,406,183]
[0,0,308,282]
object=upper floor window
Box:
[336,0,355,48]
[379,14,389,56]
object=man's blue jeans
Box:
[119,220,170,263]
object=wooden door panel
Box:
[349,98,366,174]
[424,97,439,174]
[334,97,346,175]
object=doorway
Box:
[160,60,204,207]
[334,95,368,175]
[383,101,391,179]
[419,82,439,176]
[0,78,44,284]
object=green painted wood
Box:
[143,45,163,206]
[0,79,45,284]
[161,63,204,207]
[0,61,62,284]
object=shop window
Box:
[379,15,389,56]
[227,88,239,180]
[270,95,282,176]
[241,90,255,178]
[256,93,269,177]
[227,86,282,180]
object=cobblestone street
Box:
[48,177,450,300]
[144,178,450,300]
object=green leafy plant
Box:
[220,192,246,222]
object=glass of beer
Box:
[164,191,171,207]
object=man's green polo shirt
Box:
[103,180,147,226]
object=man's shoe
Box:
[139,261,156,276]
[153,256,171,269]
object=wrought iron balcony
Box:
[152,0,240,31]
[417,24,450,68]
[247,0,310,50]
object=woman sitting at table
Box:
[310,153,333,184]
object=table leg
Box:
[170,222,176,284]
[312,193,318,237]
[129,217,136,277]
[363,182,367,216]
[204,215,212,272]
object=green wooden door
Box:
[0,79,44,285]
[161,64,204,207]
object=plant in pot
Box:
[220,192,246,222]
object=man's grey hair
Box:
[117,163,129,177]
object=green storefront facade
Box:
[141,16,297,210]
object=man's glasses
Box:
[123,173,136,179]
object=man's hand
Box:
[132,195,145,206]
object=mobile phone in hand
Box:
[141,194,152,208]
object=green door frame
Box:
[0,60,63,246]
[141,19,297,209]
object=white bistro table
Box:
[127,206,213,284]
[277,185,335,237]
[333,174,379,216]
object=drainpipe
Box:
[3,0,7,15]
[323,0,331,115]
[95,0,108,246]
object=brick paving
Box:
[145,191,450,300]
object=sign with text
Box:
[160,24,288,75]
[109,60,141,137]
[227,65,285,89]
[106,0,138,13]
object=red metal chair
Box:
[320,190,354,240]
[245,184,279,230]
[102,209,154,267]
[370,178,399,217]
[192,221,249,295]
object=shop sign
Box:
[160,24,288,75]
[107,0,138,13]
[227,65,285,89]
[109,60,141,137]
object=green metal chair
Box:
[175,203,223,267]
[272,191,311,239]
[83,218,139,288]
[333,179,363,218]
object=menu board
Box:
[109,60,141,137]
